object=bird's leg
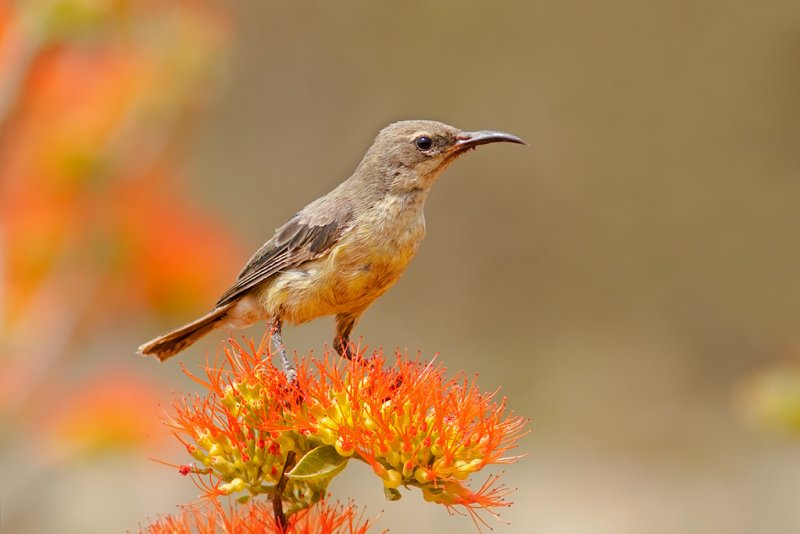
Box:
[334,313,360,360]
[269,319,296,381]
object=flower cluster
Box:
[296,349,526,515]
[169,339,333,515]
[165,331,527,528]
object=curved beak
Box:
[454,130,527,151]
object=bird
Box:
[138,119,525,368]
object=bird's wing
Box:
[215,200,354,307]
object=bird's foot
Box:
[278,347,297,383]
[268,320,296,382]
[335,337,364,362]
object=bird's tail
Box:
[138,303,233,361]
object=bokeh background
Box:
[2,1,800,532]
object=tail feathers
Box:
[138,304,233,361]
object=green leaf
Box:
[286,445,349,482]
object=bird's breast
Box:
[330,195,426,298]
[262,193,427,324]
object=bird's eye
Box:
[415,136,433,151]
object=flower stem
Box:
[272,450,297,532]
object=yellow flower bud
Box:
[383,469,402,489]
[335,437,355,457]
[414,467,431,484]
[219,477,247,495]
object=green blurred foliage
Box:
[739,361,800,435]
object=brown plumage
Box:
[138,120,525,362]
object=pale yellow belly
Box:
[257,238,418,325]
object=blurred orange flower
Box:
[0,0,238,462]
[1,0,237,325]
[42,369,167,457]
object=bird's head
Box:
[359,119,526,196]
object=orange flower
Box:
[43,370,167,457]
[144,499,373,534]
[166,337,324,508]
[295,350,526,523]
[0,0,234,322]
[106,176,242,316]
[164,330,527,525]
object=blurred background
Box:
[2,0,800,532]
